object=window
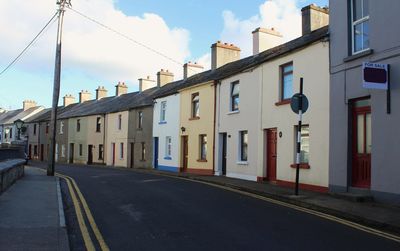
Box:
[199,134,207,160]
[46,123,49,134]
[239,131,248,161]
[60,121,64,134]
[10,128,13,139]
[34,145,38,156]
[351,0,369,54]
[191,93,200,118]
[120,143,124,159]
[160,101,167,122]
[33,124,37,135]
[98,144,104,160]
[165,136,172,158]
[118,114,122,130]
[281,63,293,100]
[138,111,143,129]
[96,117,101,132]
[231,81,240,111]
[76,119,80,132]
[141,142,146,161]
[296,125,310,163]
[61,145,65,158]
[79,144,83,156]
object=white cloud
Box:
[0,0,191,89]
[220,0,302,57]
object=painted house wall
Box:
[105,111,129,167]
[128,106,154,169]
[262,41,330,188]
[68,115,106,165]
[179,82,215,174]
[329,0,400,204]
[152,94,181,172]
[215,68,264,181]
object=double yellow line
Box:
[56,171,110,251]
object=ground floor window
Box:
[34,145,38,156]
[295,125,310,163]
[61,145,65,158]
[141,142,146,161]
[120,143,124,159]
[165,136,172,158]
[79,144,83,156]
[239,130,248,161]
[98,144,104,160]
[199,134,207,160]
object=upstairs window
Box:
[33,124,37,135]
[60,121,64,134]
[118,114,122,130]
[46,123,49,134]
[76,119,80,132]
[281,63,293,100]
[96,117,101,132]
[231,81,240,111]
[141,142,146,161]
[352,0,370,54]
[138,111,143,129]
[191,93,200,118]
[160,101,167,122]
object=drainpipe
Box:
[212,80,218,175]
[102,114,106,165]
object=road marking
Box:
[63,175,96,251]
[57,173,110,251]
[149,172,400,243]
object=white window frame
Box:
[160,101,167,122]
[238,130,248,163]
[60,121,64,134]
[351,0,370,54]
[165,136,172,158]
[230,81,240,112]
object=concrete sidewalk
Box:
[136,168,400,236]
[0,166,69,251]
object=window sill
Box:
[343,49,373,62]
[189,116,200,121]
[275,99,291,106]
[197,159,207,162]
[237,161,248,165]
[290,163,310,169]
[227,110,240,115]
[159,121,167,125]
[95,131,101,133]
[137,128,143,131]
[164,156,172,160]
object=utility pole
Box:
[48,0,71,176]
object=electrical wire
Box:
[67,6,186,68]
[0,12,59,77]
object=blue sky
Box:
[0,0,328,110]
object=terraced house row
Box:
[1,2,399,205]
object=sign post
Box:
[290,78,309,196]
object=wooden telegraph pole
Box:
[48,0,71,176]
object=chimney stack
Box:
[157,69,174,87]
[301,4,329,35]
[211,41,241,70]
[23,100,37,111]
[115,82,128,96]
[79,90,91,103]
[183,61,204,80]
[252,27,283,55]
[138,76,156,92]
[96,86,108,100]
[63,94,75,107]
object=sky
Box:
[0,0,328,110]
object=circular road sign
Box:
[290,93,309,114]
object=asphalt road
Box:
[32,162,400,251]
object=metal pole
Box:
[48,0,68,176]
[295,78,304,196]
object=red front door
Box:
[112,143,116,166]
[266,129,277,181]
[352,100,371,188]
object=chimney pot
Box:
[252,27,283,55]
[157,69,174,88]
[63,94,75,107]
[211,41,241,70]
[301,4,329,35]
[139,77,156,92]
[115,81,128,96]
[79,90,91,103]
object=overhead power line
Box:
[0,12,58,77]
[67,6,186,68]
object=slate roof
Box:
[0,109,22,125]
[0,107,44,125]
[153,26,329,99]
